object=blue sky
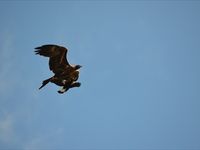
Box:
[0,1,200,149]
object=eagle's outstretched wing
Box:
[35,44,70,75]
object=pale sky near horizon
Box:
[0,1,200,149]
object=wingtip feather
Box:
[35,46,41,50]
[34,50,40,55]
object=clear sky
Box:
[0,1,200,150]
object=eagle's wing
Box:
[35,44,70,75]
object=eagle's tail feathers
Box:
[39,78,51,90]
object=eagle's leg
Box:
[58,86,69,94]
[69,82,81,88]
[39,77,52,89]
[57,82,81,94]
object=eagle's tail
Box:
[39,78,52,90]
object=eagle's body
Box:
[35,44,81,94]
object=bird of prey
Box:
[34,44,82,94]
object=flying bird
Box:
[34,44,82,94]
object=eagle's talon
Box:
[58,90,64,94]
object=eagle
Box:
[34,44,82,94]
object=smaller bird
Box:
[35,44,82,94]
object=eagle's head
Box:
[74,64,82,70]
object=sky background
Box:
[0,1,200,150]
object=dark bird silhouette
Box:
[34,44,82,94]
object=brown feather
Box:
[35,44,71,75]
